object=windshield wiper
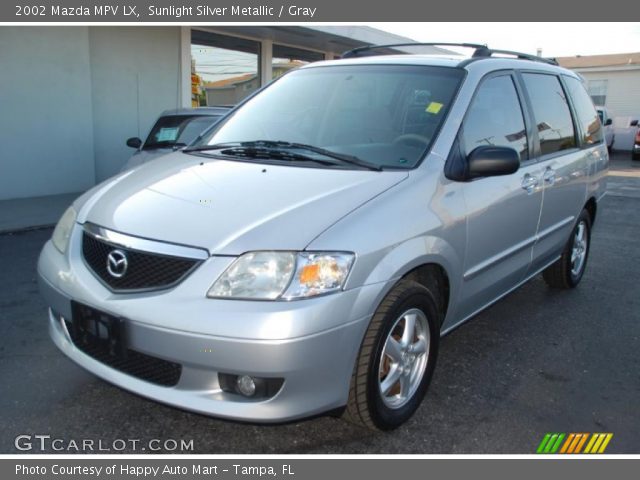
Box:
[144,141,187,151]
[183,140,382,171]
[183,142,244,152]
[214,146,338,166]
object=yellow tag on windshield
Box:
[426,102,444,114]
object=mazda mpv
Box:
[38,44,608,430]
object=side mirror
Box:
[126,137,142,149]
[467,146,520,179]
[630,120,639,127]
[604,118,613,126]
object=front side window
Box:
[191,65,465,170]
[462,75,528,161]
[522,73,576,156]
[565,76,603,146]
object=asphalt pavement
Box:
[1,153,638,454]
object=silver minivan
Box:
[38,44,608,430]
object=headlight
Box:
[51,206,77,254]
[207,251,354,300]
[207,251,296,300]
[283,252,355,299]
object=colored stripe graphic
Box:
[536,434,552,453]
[549,433,565,453]
[566,433,583,453]
[584,433,613,454]
[537,433,566,453]
[559,433,575,454]
[598,434,614,453]
[574,433,589,453]
[538,433,613,454]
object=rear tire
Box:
[343,279,440,430]
[543,209,591,289]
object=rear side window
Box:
[462,75,528,161]
[564,76,603,145]
[522,73,576,156]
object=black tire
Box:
[632,152,640,161]
[343,279,440,430]
[543,209,591,289]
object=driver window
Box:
[462,75,528,161]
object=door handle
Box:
[521,173,539,194]
[543,167,556,185]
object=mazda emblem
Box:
[106,249,128,278]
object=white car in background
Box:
[123,107,231,171]
[596,106,614,151]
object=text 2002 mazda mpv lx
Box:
[38,44,608,430]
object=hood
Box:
[121,148,174,172]
[78,152,408,255]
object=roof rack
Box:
[471,46,558,65]
[341,42,558,66]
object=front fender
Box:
[307,165,468,329]
[351,235,463,328]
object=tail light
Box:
[635,130,640,143]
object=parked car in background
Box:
[123,107,231,171]
[38,44,608,431]
[632,119,640,160]
[596,106,614,151]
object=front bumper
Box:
[37,228,387,422]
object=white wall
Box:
[0,27,95,200]
[89,27,182,181]
[579,68,640,151]
[580,69,640,118]
[0,26,182,200]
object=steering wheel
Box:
[393,134,430,149]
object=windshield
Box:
[144,115,223,149]
[190,65,464,169]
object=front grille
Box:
[82,232,200,292]
[65,306,182,387]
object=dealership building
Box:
[1,26,450,229]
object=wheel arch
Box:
[403,264,450,327]
[584,196,597,226]
[357,236,462,330]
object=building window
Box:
[272,44,324,80]
[191,30,260,107]
[588,79,608,106]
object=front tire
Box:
[343,279,440,430]
[543,209,591,289]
